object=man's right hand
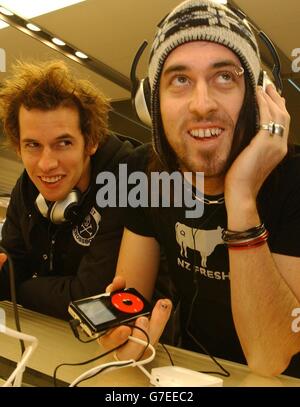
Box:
[0,253,7,269]
[99,276,172,360]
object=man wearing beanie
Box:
[102,0,300,377]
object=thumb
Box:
[105,275,126,293]
[116,316,150,361]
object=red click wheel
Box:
[111,291,144,314]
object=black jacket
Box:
[0,134,134,319]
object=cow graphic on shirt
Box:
[175,222,223,268]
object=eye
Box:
[24,142,40,149]
[171,75,190,87]
[57,139,72,148]
[215,71,236,85]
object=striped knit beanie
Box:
[148,0,261,162]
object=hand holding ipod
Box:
[68,287,152,338]
[99,276,173,361]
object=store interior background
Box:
[0,0,299,196]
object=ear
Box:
[86,142,98,156]
[16,145,21,158]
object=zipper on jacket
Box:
[49,238,55,272]
[48,223,59,273]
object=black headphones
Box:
[35,189,82,224]
[130,5,283,127]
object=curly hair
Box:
[0,60,111,151]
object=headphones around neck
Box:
[35,189,82,224]
[130,4,283,128]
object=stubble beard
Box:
[177,146,229,178]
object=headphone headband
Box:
[130,41,152,127]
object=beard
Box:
[165,109,235,178]
[177,148,229,177]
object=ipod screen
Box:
[78,300,115,326]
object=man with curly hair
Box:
[0,60,135,319]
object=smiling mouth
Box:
[39,175,65,184]
[189,127,224,140]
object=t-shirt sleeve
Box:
[124,206,156,237]
[123,143,156,238]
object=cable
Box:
[185,281,230,378]
[54,323,150,386]
[69,319,101,343]
[69,336,155,387]
[77,334,154,386]
[288,79,300,93]
[0,245,25,354]
[53,336,129,387]
[183,205,231,377]
[126,324,150,362]
[161,343,174,366]
[0,324,38,387]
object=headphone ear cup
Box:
[62,199,81,223]
[49,189,81,224]
[35,190,81,224]
[133,77,152,127]
[48,201,60,223]
[259,70,276,92]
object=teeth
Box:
[41,175,63,183]
[190,128,222,138]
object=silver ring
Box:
[259,121,285,137]
[260,121,274,134]
[259,123,272,132]
[272,123,285,137]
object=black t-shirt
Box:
[125,144,300,377]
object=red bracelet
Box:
[228,240,268,250]
[227,231,269,250]
[227,230,269,246]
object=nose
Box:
[37,147,58,173]
[188,80,218,117]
